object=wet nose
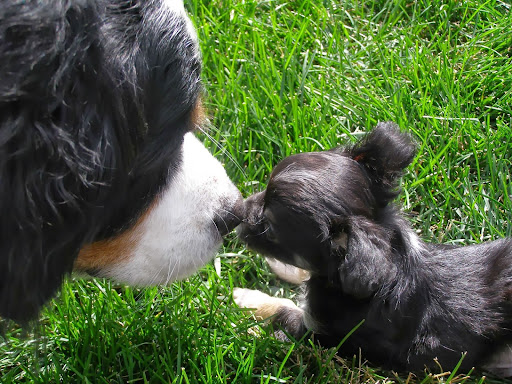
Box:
[214,197,245,236]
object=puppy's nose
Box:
[214,197,245,236]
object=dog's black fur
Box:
[238,122,512,373]
[0,0,203,322]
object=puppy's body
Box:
[236,123,512,374]
[300,221,512,372]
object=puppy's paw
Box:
[340,217,398,298]
[339,259,396,299]
[233,288,307,340]
[233,288,273,310]
[233,288,297,320]
[339,263,379,298]
[266,258,310,285]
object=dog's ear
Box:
[348,122,416,206]
[337,217,397,298]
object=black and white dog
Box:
[0,0,243,322]
[235,123,512,376]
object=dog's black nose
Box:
[214,197,245,236]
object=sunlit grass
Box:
[1,0,512,382]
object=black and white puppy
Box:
[235,123,512,375]
[0,0,243,322]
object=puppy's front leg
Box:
[338,218,397,298]
[233,288,307,340]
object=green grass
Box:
[2,0,512,382]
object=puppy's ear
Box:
[348,122,416,206]
[338,217,397,298]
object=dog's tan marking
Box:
[233,288,300,320]
[74,200,157,271]
[190,97,205,130]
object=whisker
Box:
[197,125,247,178]
[206,211,221,236]
[215,207,240,220]
[165,255,180,286]
[255,226,270,237]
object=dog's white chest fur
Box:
[96,133,241,285]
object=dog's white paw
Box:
[233,288,297,320]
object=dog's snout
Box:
[214,197,245,236]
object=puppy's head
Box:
[238,122,416,276]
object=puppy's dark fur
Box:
[237,123,512,374]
